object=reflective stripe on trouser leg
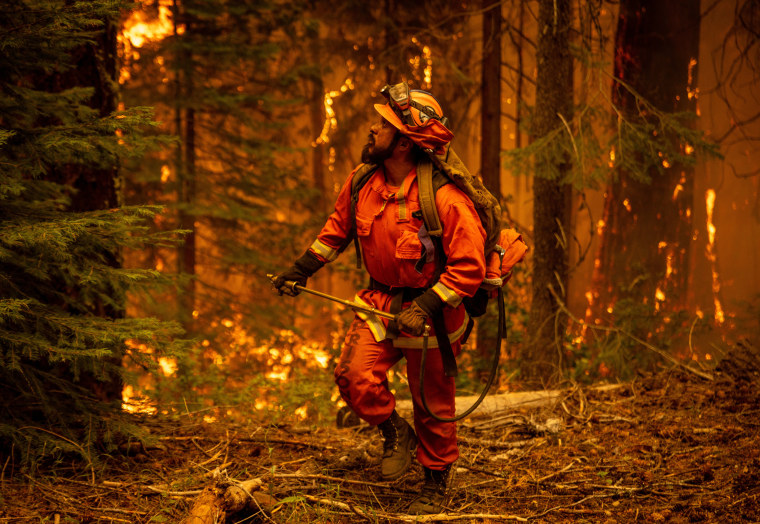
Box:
[333,317,404,426]
[403,341,460,468]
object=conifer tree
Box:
[0,0,183,463]
[121,0,311,343]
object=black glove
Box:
[396,288,444,336]
[272,250,325,296]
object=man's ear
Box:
[397,135,413,151]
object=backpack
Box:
[348,146,527,318]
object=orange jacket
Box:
[309,165,486,345]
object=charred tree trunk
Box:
[589,0,701,328]
[476,0,503,377]
[522,0,573,384]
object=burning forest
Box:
[0,0,759,522]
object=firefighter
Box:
[273,83,486,515]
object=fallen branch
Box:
[178,486,225,524]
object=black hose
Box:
[419,287,506,422]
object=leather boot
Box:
[376,411,417,480]
[408,465,452,515]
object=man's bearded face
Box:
[361,120,400,164]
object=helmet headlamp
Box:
[380,81,447,129]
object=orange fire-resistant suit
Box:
[308,164,486,469]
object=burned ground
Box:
[1,342,759,523]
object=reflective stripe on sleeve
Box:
[432,282,463,307]
[310,239,339,262]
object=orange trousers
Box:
[334,316,460,469]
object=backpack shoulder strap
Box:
[349,163,378,268]
[416,157,444,238]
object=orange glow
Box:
[623,199,632,212]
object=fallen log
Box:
[395,389,563,419]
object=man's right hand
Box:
[272,250,325,296]
[272,270,305,296]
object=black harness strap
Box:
[432,310,458,378]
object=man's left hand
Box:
[396,289,444,336]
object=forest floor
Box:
[2,338,760,523]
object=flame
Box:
[687,58,699,100]
[314,78,355,147]
[119,2,179,85]
[121,4,176,52]
[608,147,616,168]
[410,37,433,89]
[122,384,157,415]
[158,357,177,376]
[704,189,724,324]
[672,183,683,200]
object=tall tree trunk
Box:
[476,0,502,376]
[589,0,701,329]
[173,0,197,331]
[522,0,573,384]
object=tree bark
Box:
[476,0,503,377]
[523,0,573,383]
[175,0,197,332]
[589,0,701,328]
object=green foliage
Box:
[505,83,719,190]
[568,276,698,383]
[0,0,186,466]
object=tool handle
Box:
[267,274,430,331]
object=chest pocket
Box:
[356,214,373,237]
[395,230,423,259]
